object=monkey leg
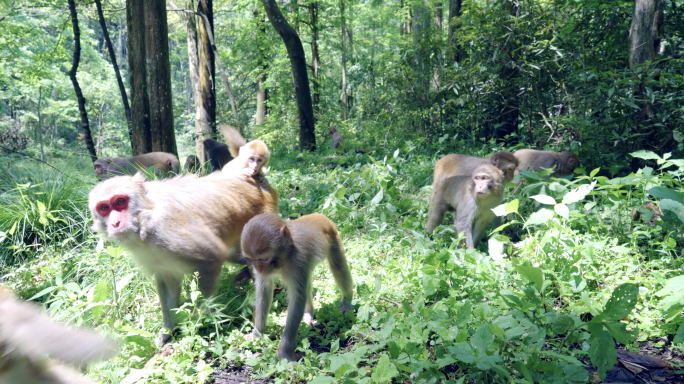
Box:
[426,192,447,234]
[196,260,224,298]
[251,274,274,339]
[279,282,309,362]
[455,209,477,249]
[326,238,354,313]
[155,274,182,346]
[303,286,315,326]
[472,213,494,248]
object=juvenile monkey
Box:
[94,152,180,179]
[241,213,353,362]
[89,173,279,345]
[513,149,580,178]
[220,124,271,177]
[0,288,118,384]
[184,155,201,173]
[328,127,344,149]
[426,164,505,248]
[203,138,233,172]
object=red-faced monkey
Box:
[89,173,279,345]
[0,288,118,384]
[240,213,353,362]
[328,127,344,149]
[220,124,271,177]
[93,152,180,179]
[513,149,580,178]
[203,139,233,172]
[426,164,505,248]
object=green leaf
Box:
[604,321,638,345]
[619,99,640,109]
[562,181,597,204]
[370,189,384,206]
[630,150,661,160]
[309,376,335,384]
[28,286,57,301]
[520,170,544,181]
[588,330,617,381]
[601,283,638,321]
[674,324,684,344]
[488,236,506,260]
[447,344,476,364]
[514,263,544,290]
[551,315,574,335]
[554,203,569,219]
[655,275,684,296]
[370,354,398,383]
[531,194,556,205]
[660,199,684,224]
[590,168,601,177]
[648,187,684,203]
[90,280,109,322]
[505,199,519,214]
[470,324,494,358]
[524,208,554,227]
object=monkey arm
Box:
[252,273,275,337]
[455,203,477,249]
[279,279,309,362]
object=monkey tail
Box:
[220,124,247,158]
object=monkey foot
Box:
[303,313,316,326]
[156,331,175,347]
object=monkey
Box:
[513,149,580,178]
[433,151,518,186]
[89,172,279,346]
[328,127,344,149]
[220,124,270,177]
[203,138,233,172]
[184,155,201,173]
[240,213,353,362]
[0,288,118,384]
[426,163,505,248]
[94,152,180,179]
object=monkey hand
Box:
[340,300,353,314]
[239,168,257,177]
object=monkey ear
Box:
[490,154,499,165]
[279,225,291,239]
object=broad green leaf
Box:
[604,321,638,345]
[601,283,638,321]
[470,324,494,357]
[590,168,601,177]
[28,286,57,301]
[514,264,544,290]
[551,316,574,335]
[490,220,519,234]
[505,199,519,213]
[630,150,661,160]
[531,194,556,205]
[370,354,398,383]
[524,208,554,227]
[520,170,544,181]
[660,199,684,224]
[648,186,684,202]
[562,181,597,204]
[554,203,569,219]
[370,189,384,205]
[655,275,684,296]
[674,324,684,344]
[447,344,476,364]
[91,279,109,322]
[588,330,617,381]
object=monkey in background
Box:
[0,288,118,384]
[328,127,344,149]
[220,124,270,177]
[94,152,180,179]
[241,213,353,362]
[203,138,233,172]
[426,163,505,248]
[89,172,279,345]
[184,155,201,173]
[513,149,580,178]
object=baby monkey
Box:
[220,124,270,177]
[241,213,354,362]
[426,163,505,248]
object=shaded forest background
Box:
[0,0,681,173]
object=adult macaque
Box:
[89,173,279,345]
[0,288,118,384]
[433,151,518,186]
[241,213,353,362]
[426,164,505,248]
[513,149,580,178]
[220,125,270,177]
[328,127,344,149]
[203,139,233,172]
[94,152,180,179]
[184,155,200,173]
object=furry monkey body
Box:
[89,173,279,345]
[513,149,579,178]
[240,213,353,362]
[426,164,505,248]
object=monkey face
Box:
[472,173,493,195]
[93,195,134,238]
[248,155,264,173]
[502,165,516,182]
[95,164,104,175]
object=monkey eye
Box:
[111,196,129,211]
[97,203,111,215]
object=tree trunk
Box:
[254,4,268,125]
[262,0,316,150]
[309,0,320,117]
[340,0,347,121]
[433,1,442,92]
[629,0,662,118]
[118,15,124,70]
[95,0,132,146]
[495,1,519,140]
[38,85,43,162]
[447,0,462,63]
[67,0,97,162]
[126,0,152,154]
[198,0,216,136]
[144,0,177,155]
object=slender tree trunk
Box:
[447,0,462,63]
[340,0,347,120]
[254,4,268,125]
[67,0,97,162]
[262,0,316,150]
[38,85,43,162]
[309,0,320,117]
[144,0,177,155]
[629,0,662,118]
[198,0,216,136]
[433,1,442,92]
[495,1,519,140]
[118,15,124,70]
[126,0,152,154]
[95,0,132,145]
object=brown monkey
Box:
[328,127,344,149]
[0,288,118,384]
[241,213,353,362]
[513,149,579,178]
[94,152,180,179]
[433,151,518,185]
[426,164,505,248]
[203,139,233,172]
[220,125,270,177]
[184,155,201,173]
[89,173,279,345]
